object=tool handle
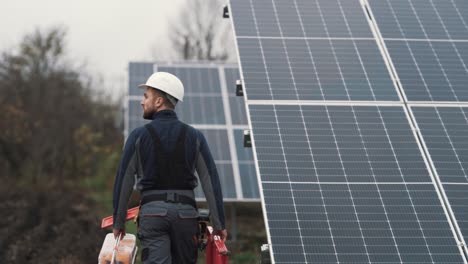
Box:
[101,207,139,229]
[110,233,121,264]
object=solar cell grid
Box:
[412,107,468,184]
[369,0,468,40]
[250,105,431,183]
[232,0,399,101]
[262,182,464,263]
[385,41,468,102]
[367,0,468,102]
[231,0,374,38]
[443,184,468,246]
[237,38,398,101]
[245,104,467,262]
[412,106,468,248]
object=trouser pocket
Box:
[170,207,199,264]
[138,205,168,240]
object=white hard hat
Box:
[138,72,184,102]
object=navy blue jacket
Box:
[112,110,225,230]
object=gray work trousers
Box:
[137,201,199,264]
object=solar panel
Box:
[128,62,154,96]
[248,104,464,263]
[412,106,468,245]
[251,105,432,183]
[231,0,374,38]
[384,41,468,102]
[369,0,468,40]
[443,184,468,247]
[229,0,468,262]
[194,129,237,199]
[128,100,147,131]
[367,0,468,102]
[225,67,249,124]
[231,0,400,101]
[237,38,399,101]
[412,107,468,184]
[234,129,259,198]
[264,183,463,263]
[126,63,259,201]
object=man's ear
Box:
[155,96,163,108]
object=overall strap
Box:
[144,124,164,159]
[171,124,188,161]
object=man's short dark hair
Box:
[152,88,176,109]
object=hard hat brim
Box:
[137,83,150,89]
[138,84,165,92]
[136,84,183,102]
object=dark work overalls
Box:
[137,123,199,264]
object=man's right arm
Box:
[112,129,140,232]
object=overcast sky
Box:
[1,0,185,99]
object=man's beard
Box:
[143,108,155,120]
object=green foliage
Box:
[232,252,258,263]
[0,26,122,186]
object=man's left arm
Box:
[195,131,227,240]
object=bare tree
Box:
[154,0,236,62]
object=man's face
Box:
[141,87,161,119]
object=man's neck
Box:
[156,106,173,112]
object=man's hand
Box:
[213,229,228,242]
[113,228,126,239]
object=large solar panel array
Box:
[126,62,259,201]
[229,0,468,262]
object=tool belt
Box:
[141,193,197,208]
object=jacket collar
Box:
[152,109,178,120]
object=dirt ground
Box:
[0,182,107,264]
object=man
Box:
[112,72,227,264]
